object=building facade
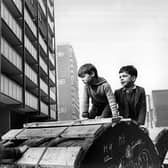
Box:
[57,44,79,120]
[0,0,57,135]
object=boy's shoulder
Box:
[135,85,145,91]
[92,77,108,86]
[115,85,145,93]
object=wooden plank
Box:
[2,125,103,140]
[23,117,122,128]
[17,147,45,165]
[16,127,67,139]
[39,147,82,168]
[23,120,76,128]
[2,129,22,140]
[62,125,103,138]
[17,125,102,139]
[17,147,82,167]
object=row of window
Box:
[50,88,55,100]
[12,0,22,13]
[38,0,54,20]
[39,33,47,54]
[0,74,56,110]
[40,78,48,94]
[1,37,54,96]
[25,90,38,109]
[25,63,38,84]
[48,15,54,33]
[1,37,22,70]
[38,0,46,16]
[1,1,22,41]
[24,8,37,37]
[2,2,55,66]
[50,108,56,119]
[47,0,54,18]
[1,37,55,99]
[1,74,22,102]
[25,35,37,60]
[49,51,55,65]
[39,56,47,74]
[49,70,55,83]
[1,37,55,88]
[41,101,48,115]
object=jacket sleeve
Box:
[104,83,118,117]
[0,143,22,160]
[137,88,147,125]
[80,85,90,117]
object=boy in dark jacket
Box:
[0,141,28,161]
[114,65,146,125]
[78,63,118,119]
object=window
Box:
[57,52,64,57]
[60,106,66,113]
[58,79,66,85]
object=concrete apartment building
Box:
[57,44,79,120]
[0,0,57,135]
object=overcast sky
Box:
[55,0,168,95]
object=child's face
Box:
[119,72,136,88]
[81,73,93,84]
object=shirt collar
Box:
[122,85,136,92]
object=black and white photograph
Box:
[0,0,168,167]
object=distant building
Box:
[57,44,79,120]
[151,90,168,127]
[0,0,57,136]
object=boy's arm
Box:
[0,143,28,160]
[104,83,118,117]
[81,85,90,118]
[137,88,147,125]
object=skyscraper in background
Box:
[0,0,57,135]
[57,44,79,120]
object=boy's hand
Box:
[19,145,28,153]
[112,112,119,118]
[95,116,102,119]
[82,112,89,118]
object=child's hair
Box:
[119,65,138,77]
[78,63,98,78]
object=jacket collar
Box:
[122,85,136,93]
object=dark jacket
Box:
[0,143,21,160]
[114,86,146,125]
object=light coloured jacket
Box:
[81,77,118,116]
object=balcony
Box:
[38,0,46,16]
[49,51,55,70]
[39,56,48,74]
[39,33,47,60]
[49,70,55,86]
[50,108,56,119]
[24,8,37,42]
[24,35,37,64]
[50,87,56,104]
[25,63,39,96]
[1,2,22,47]
[3,0,22,18]
[47,0,54,21]
[25,0,37,19]
[1,37,22,71]
[38,10,47,39]
[41,101,48,116]
[0,74,22,105]
[25,90,38,110]
[48,15,54,36]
